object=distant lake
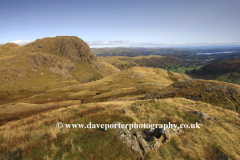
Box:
[197,51,237,55]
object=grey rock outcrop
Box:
[25,36,101,69]
[188,111,213,120]
[113,121,183,159]
[218,154,232,160]
[113,122,144,157]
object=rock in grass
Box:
[112,121,144,157]
[113,121,184,158]
[218,154,232,160]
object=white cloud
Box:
[87,40,161,47]
[87,40,126,46]
[10,40,31,45]
[87,40,240,48]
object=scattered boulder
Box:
[113,121,183,159]
[186,110,240,130]
[188,110,214,121]
[150,98,157,102]
[187,110,214,124]
[164,128,183,141]
[112,122,144,157]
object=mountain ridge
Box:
[0,36,119,104]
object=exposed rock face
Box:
[113,121,183,159]
[28,53,52,66]
[25,36,101,69]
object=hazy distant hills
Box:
[91,47,195,56]
[98,49,240,85]
[186,58,240,84]
[98,55,190,71]
[91,46,240,56]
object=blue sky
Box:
[1,0,240,47]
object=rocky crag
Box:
[0,36,119,104]
[143,79,240,112]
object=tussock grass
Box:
[1,98,239,159]
[0,103,139,159]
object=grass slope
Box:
[0,66,191,125]
[187,58,240,84]
[144,79,240,112]
[98,55,186,70]
[0,98,239,159]
[99,55,204,73]
[0,37,119,105]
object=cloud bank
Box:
[10,40,31,45]
[87,40,239,48]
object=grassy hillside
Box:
[0,66,191,125]
[187,58,240,84]
[0,37,119,105]
[0,43,20,57]
[143,79,240,112]
[99,55,203,73]
[1,98,239,159]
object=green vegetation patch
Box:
[216,72,240,85]
[16,108,137,160]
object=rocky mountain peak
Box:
[25,36,100,68]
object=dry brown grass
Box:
[0,66,190,123]
[144,79,240,112]
[0,104,106,156]
[0,98,240,159]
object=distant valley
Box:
[95,47,240,85]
